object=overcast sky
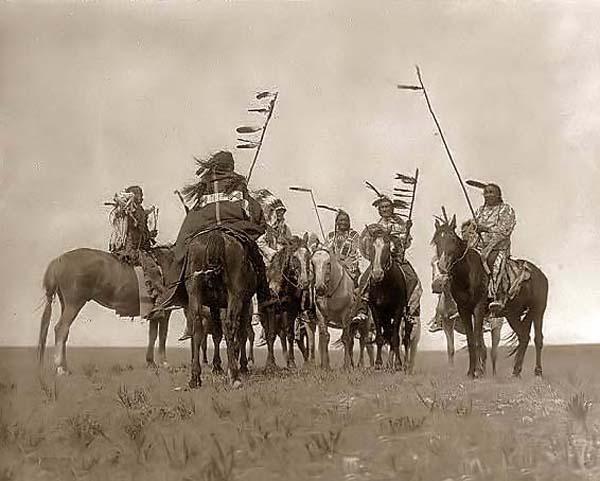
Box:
[1,2,598,350]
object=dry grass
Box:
[0,345,599,480]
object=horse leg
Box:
[305,318,317,366]
[490,318,502,376]
[443,317,455,367]
[473,304,486,377]
[285,311,297,369]
[531,308,544,376]
[201,330,209,365]
[246,321,255,366]
[146,318,159,368]
[389,316,402,371]
[509,314,532,378]
[224,296,243,387]
[315,308,330,370]
[457,306,476,378]
[264,309,278,369]
[280,322,289,367]
[158,313,170,368]
[407,316,420,374]
[187,296,203,389]
[296,317,309,363]
[238,304,250,375]
[211,308,224,374]
[53,301,84,375]
[357,318,375,368]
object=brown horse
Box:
[37,247,180,374]
[263,235,312,369]
[186,229,258,388]
[199,310,255,372]
[431,257,503,374]
[362,226,410,371]
[432,215,548,378]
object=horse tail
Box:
[205,231,225,270]
[38,259,59,367]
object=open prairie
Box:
[1,344,599,481]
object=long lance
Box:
[398,66,477,220]
[246,92,279,184]
[289,186,326,241]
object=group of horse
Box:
[37,212,548,388]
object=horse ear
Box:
[302,232,308,245]
[435,219,441,230]
[450,215,456,230]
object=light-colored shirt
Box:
[475,203,516,253]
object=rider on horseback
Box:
[354,194,422,326]
[150,151,273,340]
[326,210,361,286]
[255,195,293,346]
[109,185,164,305]
[473,182,516,313]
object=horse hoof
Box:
[240,366,249,375]
[232,379,242,389]
[161,362,170,369]
[534,368,543,377]
[146,362,157,369]
[56,366,70,376]
[212,367,224,375]
[189,378,202,389]
[512,372,522,379]
[287,361,297,369]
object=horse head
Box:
[311,247,333,297]
[292,233,313,290]
[431,209,464,274]
[361,224,392,284]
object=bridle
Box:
[310,247,345,298]
[368,233,393,274]
[434,230,470,277]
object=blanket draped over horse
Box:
[160,164,267,309]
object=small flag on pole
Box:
[395,173,417,184]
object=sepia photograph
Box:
[1,2,599,480]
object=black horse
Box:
[362,225,409,370]
[432,214,548,378]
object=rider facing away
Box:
[151,150,273,340]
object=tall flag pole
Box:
[398,66,477,220]
[236,90,279,184]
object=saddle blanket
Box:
[134,266,154,318]
[505,258,531,300]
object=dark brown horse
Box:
[431,257,503,374]
[186,229,258,388]
[263,235,312,369]
[362,225,410,370]
[432,215,548,378]
[199,310,255,372]
[37,247,180,374]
